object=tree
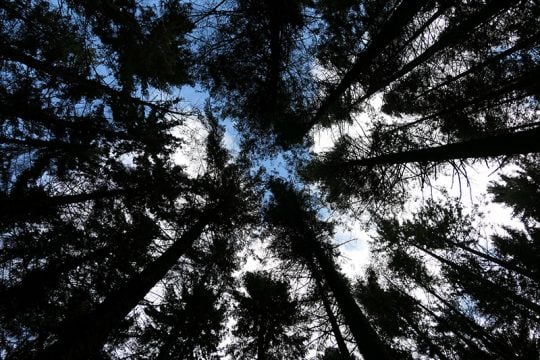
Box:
[19,113,258,360]
[230,271,307,360]
[361,161,540,358]
[2,1,539,359]
[301,0,539,211]
[302,126,540,209]
[265,180,392,360]
[132,273,227,360]
[197,0,313,150]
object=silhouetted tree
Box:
[229,271,307,360]
[265,180,391,360]
[362,160,540,358]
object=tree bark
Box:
[1,187,139,225]
[33,212,212,360]
[0,43,178,114]
[312,0,516,127]
[312,267,352,360]
[341,127,540,167]
[1,247,111,316]
[415,244,540,317]
[445,239,540,284]
[412,31,540,102]
[359,0,516,104]
[309,242,392,360]
[312,0,425,125]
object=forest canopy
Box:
[0,0,539,359]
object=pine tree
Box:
[265,180,391,360]
[361,161,540,358]
[229,271,307,360]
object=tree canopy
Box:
[1,0,539,359]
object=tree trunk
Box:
[0,99,133,142]
[0,136,89,152]
[1,247,111,316]
[343,127,540,167]
[257,322,267,360]
[312,0,425,125]
[415,244,540,317]
[0,43,177,114]
[392,66,540,132]
[309,242,392,360]
[359,0,516,104]
[312,268,352,360]
[33,212,212,360]
[1,187,139,225]
[412,31,540,102]
[446,239,540,283]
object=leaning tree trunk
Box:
[359,0,517,104]
[308,242,392,360]
[313,273,352,360]
[414,244,540,318]
[1,247,111,318]
[32,211,213,360]
[444,238,540,284]
[1,187,139,225]
[312,0,425,125]
[343,127,540,167]
[0,42,173,113]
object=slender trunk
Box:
[392,4,452,61]
[1,247,111,316]
[359,0,516,104]
[312,0,424,124]
[403,315,449,360]
[34,213,211,360]
[390,67,540,132]
[257,322,266,360]
[415,280,509,358]
[312,268,352,359]
[383,275,494,357]
[155,328,184,360]
[0,99,133,142]
[340,127,540,167]
[412,31,540,101]
[0,43,180,115]
[309,242,392,360]
[410,291,486,355]
[414,244,540,317]
[447,239,540,283]
[0,136,89,152]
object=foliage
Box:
[1,1,539,359]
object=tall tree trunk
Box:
[359,0,516,104]
[0,98,133,142]
[445,238,540,283]
[312,267,352,360]
[412,31,540,102]
[33,212,212,360]
[312,0,425,125]
[340,127,540,167]
[1,247,111,317]
[414,244,540,317]
[309,243,392,360]
[0,43,177,114]
[399,277,509,358]
[0,136,90,151]
[392,67,540,132]
[257,322,267,360]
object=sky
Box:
[157,82,525,359]
[173,81,524,279]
